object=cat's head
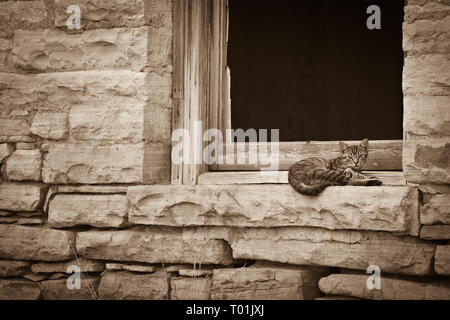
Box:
[339,139,369,171]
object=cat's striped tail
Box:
[288,179,332,196]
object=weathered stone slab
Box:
[211,266,323,300]
[49,194,128,228]
[420,225,450,240]
[0,38,13,73]
[55,0,147,29]
[13,27,149,72]
[0,261,30,277]
[228,228,435,276]
[98,271,169,300]
[404,138,450,184]
[0,71,148,110]
[0,225,75,262]
[69,104,144,143]
[403,54,450,96]
[16,143,36,150]
[319,274,450,300]
[128,185,420,235]
[404,96,450,138]
[76,228,233,265]
[6,150,41,181]
[42,142,144,184]
[31,258,105,274]
[0,143,14,162]
[0,279,41,300]
[421,194,450,224]
[435,245,450,276]
[0,183,47,212]
[31,112,68,140]
[40,277,100,300]
[0,119,31,139]
[403,16,450,54]
[0,1,48,38]
[405,1,450,23]
[143,142,171,184]
[179,269,213,277]
[106,263,158,273]
[171,278,212,300]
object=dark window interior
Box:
[228,0,405,141]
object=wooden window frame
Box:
[172,0,403,186]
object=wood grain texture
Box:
[213,140,403,171]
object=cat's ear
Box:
[360,138,369,150]
[339,142,349,153]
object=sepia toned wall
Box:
[0,0,449,300]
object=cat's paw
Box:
[367,179,383,186]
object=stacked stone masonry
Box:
[0,0,449,300]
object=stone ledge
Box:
[0,183,47,212]
[128,185,420,235]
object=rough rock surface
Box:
[0,261,30,277]
[128,185,420,235]
[13,27,149,72]
[31,258,105,274]
[319,274,450,300]
[40,277,100,300]
[171,278,212,300]
[179,269,213,277]
[31,112,68,140]
[49,194,128,228]
[6,150,41,181]
[0,143,14,162]
[0,225,75,262]
[0,119,31,141]
[0,1,48,38]
[98,271,169,300]
[420,225,450,240]
[421,194,450,225]
[0,183,47,212]
[69,104,144,143]
[106,263,158,273]
[42,142,144,184]
[435,246,450,276]
[211,266,323,300]
[227,227,435,276]
[76,228,233,265]
[0,279,41,300]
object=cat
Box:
[288,139,383,196]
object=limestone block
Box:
[319,274,450,300]
[403,16,450,54]
[0,71,148,110]
[98,271,169,300]
[0,119,31,142]
[31,258,105,274]
[0,225,75,261]
[0,38,13,73]
[106,263,158,273]
[0,279,41,300]
[55,0,147,29]
[6,150,42,181]
[404,138,450,184]
[405,2,450,23]
[420,225,450,240]
[404,96,450,138]
[435,246,450,276]
[69,103,144,143]
[128,185,420,236]
[76,228,233,265]
[0,1,48,38]
[42,142,144,184]
[13,27,149,72]
[31,112,68,140]
[0,183,47,212]
[171,278,212,300]
[0,261,30,277]
[403,54,450,96]
[421,194,450,224]
[16,143,36,150]
[211,266,323,300]
[40,277,100,300]
[0,143,15,162]
[179,269,213,277]
[228,228,435,276]
[49,194,128,228]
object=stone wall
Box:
[0,0,449,300]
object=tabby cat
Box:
[288,139,382,196]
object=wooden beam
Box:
[198,171,406,186]
[212,140,403,171]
